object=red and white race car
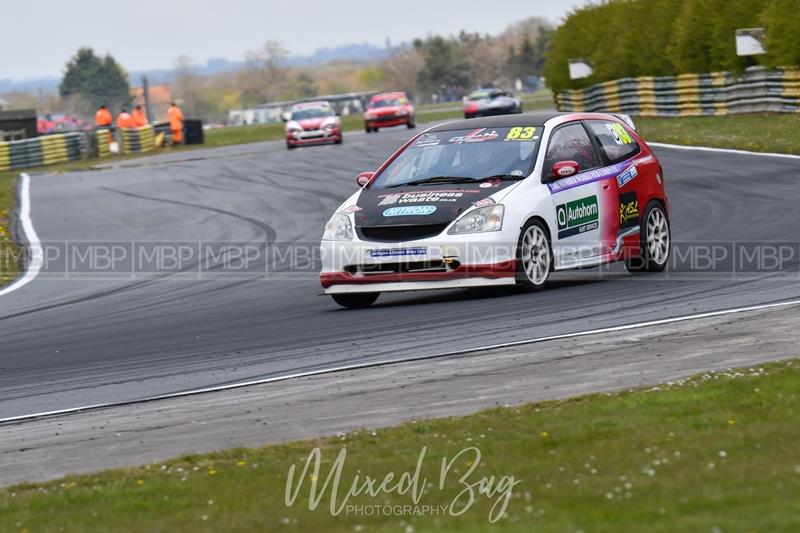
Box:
[364,92,416,133]
[284,101,342,149]
[320,112,670,308]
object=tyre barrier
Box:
[120,125,156,154]
[556,67,800,117]
[95,129,112,158]
[0,132,84,172]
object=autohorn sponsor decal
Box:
[556,195,599,239]
[619,191,639,229]
[383,205,437,217]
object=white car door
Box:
[543,122,619,269]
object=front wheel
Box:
[626,201,670,273]
[331,292,379,308]
[516,219,552,290]
[334,136,343,145]
[407,117,416,129]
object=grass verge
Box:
[2,359,799,532]
[635,113,800,154]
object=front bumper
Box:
[365,116,409,129]
[320,234,518,294]
[287,129,340,145]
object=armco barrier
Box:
[0,132,84,172]
[120,125,155,154]
[556,67,800,117]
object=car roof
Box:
[426,111,568,132]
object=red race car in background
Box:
[284,101,342,149]
[364,92,416,133]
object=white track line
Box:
[649,142,800,160]
[2,296,799,425]
[0,173,41,297]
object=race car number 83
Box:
[506,127,536,141]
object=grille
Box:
[357,224,448,242]
[302,124,320,131]
[345,260,458,276]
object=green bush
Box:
[545,0,798,92]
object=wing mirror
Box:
[356,172,375,187]
[551,161,580,179]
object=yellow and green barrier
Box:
[556,67,800,117]
[0,132,83,172]
[120,125,156,154]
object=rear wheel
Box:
[626,201,670,273]
[331,293,379,308]
[516,219,552,290]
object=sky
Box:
[1,0,585,80]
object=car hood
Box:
[369,106,403,115]
[477,97,517,109]
[354,180,519,227]
[296,117,337,130]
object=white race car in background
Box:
[284,101,342,149]
[320,112,671,308]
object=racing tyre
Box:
[331,293,379,309]
[365,127,372,133]
[286,142,296,150]
[334,136,343,145]
[625,201,670,273]
[407,117,416,129]
[516,219,552,290]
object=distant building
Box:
[0,98,8,111]
[228,92,377,126]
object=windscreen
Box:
[371,98,404,108]
[371,126,541,188]
[291,107,334,120]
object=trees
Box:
[382,46,425,98]
[59,48,129,114]
[173,56,204,117]
[237,41,290,106]
[545,0,797,92]
[415,36,471,100]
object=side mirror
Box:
[356,172,375,188]
[551,161,580,179]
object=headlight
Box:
[449,205,504,234]
[396,109,408,116]
[323,122,337,130]
[322,213,354,241]
[365,112,375,120]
